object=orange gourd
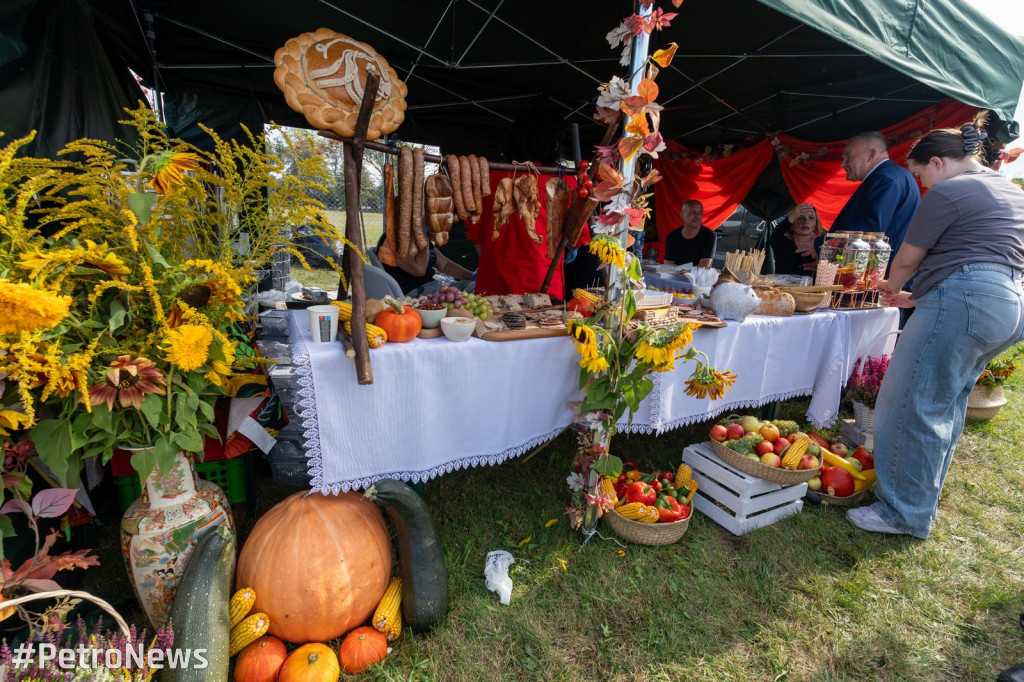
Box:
[233,636,286,682]
[278,643,340,682]
[375,295,422,342]
[339,626,388,674]
[235,492,392,643]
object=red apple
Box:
[830,442,849,457]
[772,437,791,455]
[798,454,820,470]
[755,441,775,456]
[726,423,745,440]
[807,432,830,449]
[709,424,729,442]
[759,423,781,443]
[851,446,875,471]
[760,452,782,468]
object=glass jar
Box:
[864,234,891,289]
[838,233,872,290]
[815,232,848,287]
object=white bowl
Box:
[414,305,448,329]
[440,316,475,342]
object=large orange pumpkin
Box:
[278,643,340,682]
[339,626,388,674]
[375,295,421,342]
[233,636,286,682]
[236,491,392,643]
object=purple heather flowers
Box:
[848,354,890,409]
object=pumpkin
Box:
[339,626,388,674]
[233,636,286,682]
[278,643,340,682]
[375,295,422,342]
[235,492,392,643]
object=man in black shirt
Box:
[664,200,717,267]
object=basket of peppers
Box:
[604,462,697,546]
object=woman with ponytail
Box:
[847,113,1024,538]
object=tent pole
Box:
[142,10,162,122]
[403,0,454,82]
[455,0,506,66]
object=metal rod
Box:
[314,0,450,67]
[462,0,605,85]
[404,0,454,82]
[153,13,274,63]
[571,123,582,168]
[156,63,274,69]
[674,92,780,139]
[406,71,514,122]
[416,57,619,69]
[407,92,542,111]
[456,0,505,66]
[670,52,867,59]
[778,90,938,103]
[781,84,923,134]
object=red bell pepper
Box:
[654,494,684,523]
[650,479,662,493]
[613,483,629,500]
[624,481,656,505]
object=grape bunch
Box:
[464,293,494,319]
[419,285,469,312]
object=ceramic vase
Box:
[120,448,234,628]
[966,384,1008,421]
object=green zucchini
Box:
[365,479,448,632]
[164,525,236,681]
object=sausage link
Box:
[397,146,414,258]
[412,147,428,250]
[478,156,491,197]
[378,161,398,266]
[447,155,470,222]
[459,156,476,213]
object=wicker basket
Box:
[604,508,690,545]
[852,401,876,436]
[708,439,819,485]
[816,483,873,506]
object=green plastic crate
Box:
[114,456,247,512]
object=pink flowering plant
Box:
[847,354,890,409]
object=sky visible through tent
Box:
[970,0,1024,177]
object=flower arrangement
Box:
[976,349,1023,387]
[847,354,890,409]
[565,9,735,537]
[0,105,349,487]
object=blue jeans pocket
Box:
[965,290,1019,346]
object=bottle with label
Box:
[815,232,848,286]
[839,233,872,290]
[864,234,892,289]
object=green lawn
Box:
[80,350,1024,681]
[289,210,383,290]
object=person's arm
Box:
[697,229,716,268]
[435,249,474,280]
[879,242,927,294]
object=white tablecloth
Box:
[287,307,898,493]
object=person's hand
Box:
[802,262,818,272]
[787,203,815,224]
[794,237,818,258]
[879,290,914,308]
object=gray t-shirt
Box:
[905,169,1024,298]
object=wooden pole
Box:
[539,119,621,294]
[340,69,381,385]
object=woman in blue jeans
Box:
[847,115,1024,538]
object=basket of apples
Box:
[707,415,821,484]
[604,463,695,546]
[808,440,877,505]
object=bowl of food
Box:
[440,316,476,342]
[414,303,448,329]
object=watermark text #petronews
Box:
[6,641,208,670]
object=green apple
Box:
[740,415,761,433]
[807,476,822,491]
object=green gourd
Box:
[365,479,448,632]
[164,525,236,681]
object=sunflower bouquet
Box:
[0,105,348,487]
[565,236,736,535]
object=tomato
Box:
[659,478,672,490]
[579,159,589,170]
[678,504,691,520]
[624,481,656,505]
[650,479,662,493]
[617,473,627,485]
[660,471,675,483]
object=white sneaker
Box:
[846,506,908,535]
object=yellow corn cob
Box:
[229,612,270,657]
[782,435,809,470]
[684,478,698,505]
[675,463,692,488]
[373,577,403,642]
[345,319,388,348]
[331,300,353,321]
[615,502,649,521]
[572,288,601,304]
[641,506,660,523]
[599,477,617,504]
[229,587,256,629]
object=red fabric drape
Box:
[777,100,978,228]
[653,139,775,242]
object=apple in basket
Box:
[850,446,875,471]
[725,423,745,440]
[710,424,729,442]
[760,452,782,468]
[755,441,775,456]
[798,454,820,470]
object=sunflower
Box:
[80,241,131,277]
[162,324,213,372]
[567,320,600,360]
[0,409,32,436]
[684,363,737,400]
[146,151,202,194]
[580,353,610,373]
[204,340,236,388]
[88,355,166,411]
[588,235,626,269]
[0,281,72,335]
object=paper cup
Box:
[307,305,339,343]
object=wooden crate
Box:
[682,442,807,536]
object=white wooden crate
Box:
[682,442,807,536]
[838,419,872,450]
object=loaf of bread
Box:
[752,287,795,317]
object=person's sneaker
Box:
[846,506,908,535]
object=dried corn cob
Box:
[599,476,617,503]
[615,502,650,521]
[331,300,353,321]
[229,587,256,629]
[345,319,388,348]
[229,612,270,657]
[782,435,809,470]
[675,463,692,488]
[572,288,601,304]
[684,479,698,505]
[373,577,403,641]
[641,506,660,523]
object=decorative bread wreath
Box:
[274,27,407,140]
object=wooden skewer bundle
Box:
[724,249,765,275]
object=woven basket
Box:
[816,483,873,506]
[708,439,819,485]
[604,508,690,545]
[852,401,876,436]
[966,385,1008,421]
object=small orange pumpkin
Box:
[339,626,388,674]
[233,635,286,682]
[278,643,340,682]
[375,295,421,342]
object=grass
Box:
[289,210,383,291]
[76,361,1024,681]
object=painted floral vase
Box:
[120,448,234,628]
